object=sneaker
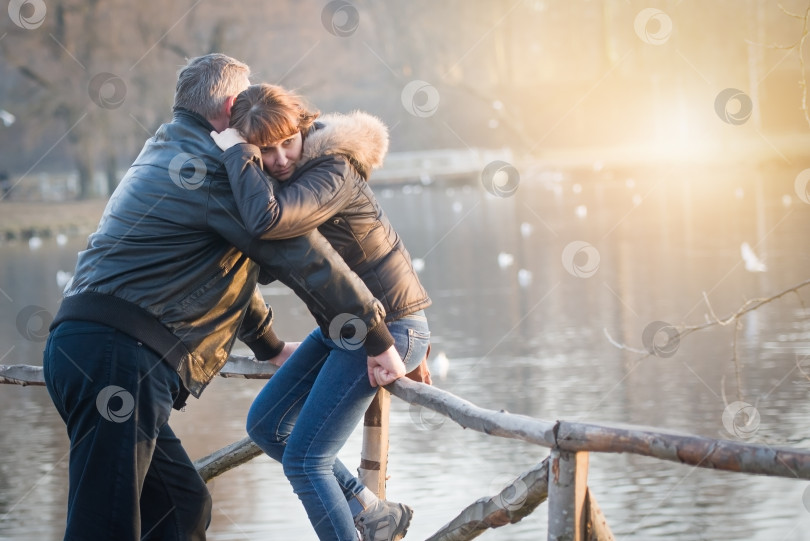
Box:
[354,499,413,541]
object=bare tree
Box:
[0,0,283,197]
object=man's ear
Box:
[223,95,238,119]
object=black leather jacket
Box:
[52,109,393,401]
[223,111,431,323]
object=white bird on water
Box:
[430,351,449,380]
[497,252,514,269]
[740,242,766,272]
[56,270,74,291]
[517,269,533,288]
[0,109,15,127]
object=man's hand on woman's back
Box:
[210,128,246,151]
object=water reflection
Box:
[2,164,810,540]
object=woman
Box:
[211,83,431,541]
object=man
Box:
[43,53,406,540]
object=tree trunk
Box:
[73,139,95,199]
[105,151,118,196]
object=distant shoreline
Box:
[2,134,808,243]
[0,200,106,243]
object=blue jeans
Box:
[43,321,211,541]
[246,311,430,541]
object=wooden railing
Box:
[5,356,810,540]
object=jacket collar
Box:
[172,107,216,132]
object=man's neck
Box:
[209,116,228,133]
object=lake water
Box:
[2,162,810,540]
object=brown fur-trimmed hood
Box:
[299,111,389,180]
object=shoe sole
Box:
[392,505,413,541]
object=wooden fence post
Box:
[584,489,615,541]
[548,448,589,541]
[358,388,390,498]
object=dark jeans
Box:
[43,321,211,541]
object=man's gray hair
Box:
[174,54,250,120]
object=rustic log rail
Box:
[5,358,810,540]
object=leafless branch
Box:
[731,318,744,402]
[795,352,810,382]
[749,5,810,127]
[604,278,810,394]
[779,2,806,20]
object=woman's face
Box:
[259,131,303,181]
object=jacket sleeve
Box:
[246,229,394,356]
[221,143,354,240]
[206,170,395,356]
[236,285,285,360]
